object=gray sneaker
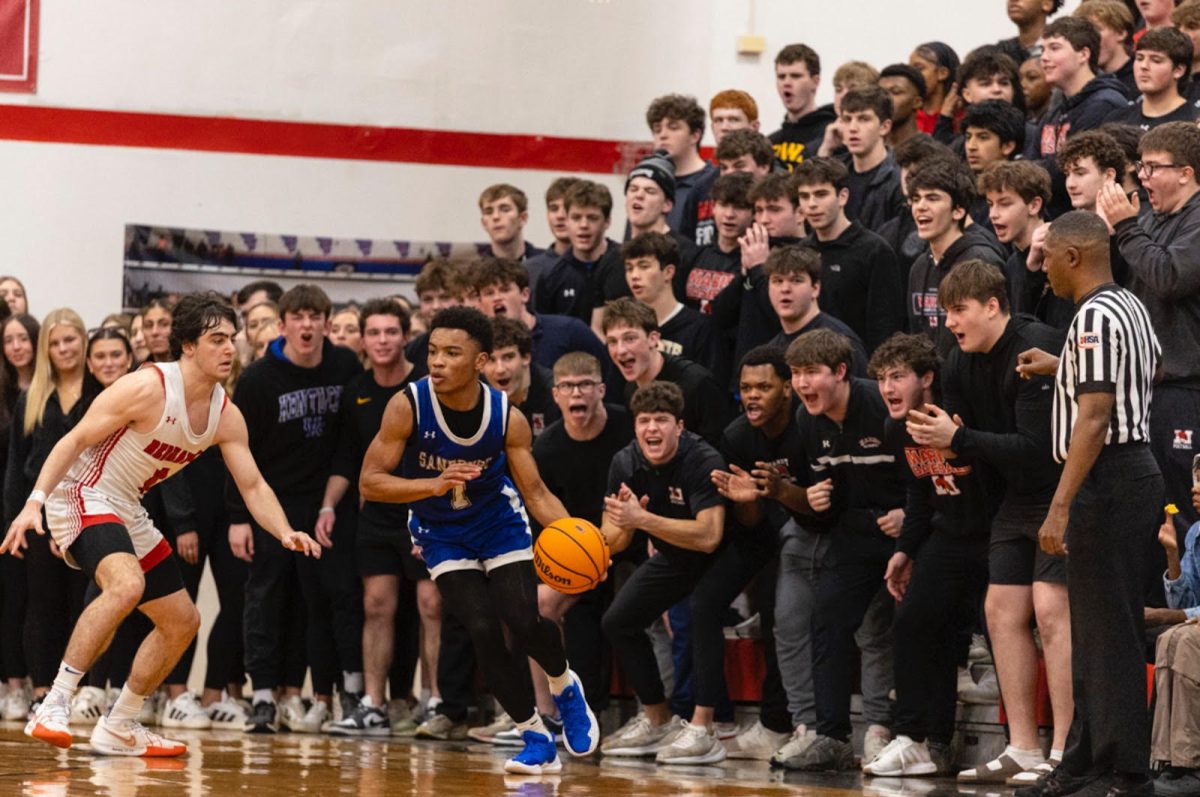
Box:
[600,715,683,757]
[769,725,817,769]
[723,720,791,761]
[415,712,468,741]
[774,733,855,771]
[655,721,728,765]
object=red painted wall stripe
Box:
[0,103,665,175]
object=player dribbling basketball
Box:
[359,306,599,775]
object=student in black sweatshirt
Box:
[769,43,837,170]
[906,263,1068,784]
[622,232,725,385]
[863,333,1000,777]
[646,95,719,244]
[682,172,755,314]
[1036,17,1130,158]
[230,284,363,734]
[535,181,627,336]
[905,159,1007,357]
[794,156,904,352]
[483,317,561,438]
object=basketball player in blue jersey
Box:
[360,306,599,775]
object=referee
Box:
[1015,211,1162,797]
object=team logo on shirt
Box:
[658,340,683,357]
[859,436,882,449]
[821,439,832,449]
[1174,429,1194,450]
[828,263,842,273]
[1078,333,1101,350]
[531,414,545,436]
[932,474,961,496]
[562,288,576,298]
[668,486,685,506]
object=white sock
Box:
[1006,745,1045,768]
[546,668,573,697]
[1049,748,1064,762]
[50,661,85,702]
[426,696,442,711]
[343,672,363,694]
[515,713,550,738]
[253,689,275,705]
[108,686,146,724]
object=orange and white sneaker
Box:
[25,692,73,749]
[88,716,187,757]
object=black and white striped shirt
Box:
[1052,284,1161,464]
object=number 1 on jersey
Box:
[451,482,471,510]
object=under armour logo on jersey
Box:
[164,416,177,425]
[423,431,436,440]
[562,288,576,298]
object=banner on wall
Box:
[123,224,491,311]
[0,0,37,93]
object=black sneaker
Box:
[1015,765,1096,797]
[1068,775,1154,797]
[339,692,362,722]
[328,699,389,737]
[1155,769,1200,797]
[246,700,278,734]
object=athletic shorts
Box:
[74,523,185,605]
[409,509,533,580]
[357,513,429,582]
[45,484,167,573]
[988,501,1067,586]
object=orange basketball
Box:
[533,517,610,595]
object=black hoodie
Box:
[769,105,838,171]
[227,337,362,522]
[804,222,904,352]
[1036,73,1129,157]
[907,225,1008,357]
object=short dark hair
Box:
[747,173,797,206]
[867,332,940,379]
[1140,121,1200,177]
[907,158,978,213]
[715,129,774,167]
[490,316,532,357]
[235,280,283,306]
[977,160,1053,208]
[1044,209,1112,254]
[601,297,658,335]
[429,306,493,354]
[546,177,582,206]
[646,94,706,139]
[840,86,893,123]
[963,99,1027,151]
[710,172,756,209]
[1137,27,1194,89]
[1043,17,1101,72]
[879,63,927,98]
[170,291,237,359]
[739,344,791,383]
[629,380,685,420]
[957,47,1026,112]
[1057,130,1126,177]
[794,156,850,192]
[763,245,822,283]
[472,257,529,293]
[893,136,957,171]
[360,297,411,335]
[621,231,680,269]
[775,43,820,75]
[938,259,1011,313]
[785,329,854,374]
[563,181,614,220]
[278,284,332,320]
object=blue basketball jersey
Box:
[402,378,530,545]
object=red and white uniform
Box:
[45,362,226,570]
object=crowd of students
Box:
[6,0,1200,793]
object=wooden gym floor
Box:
[0,721,1000,797]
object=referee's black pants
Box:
[892,532,987,744]
[1063,444,1161,779]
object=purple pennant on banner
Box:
[436,242,451,257]
[281,235,298,253]
[356,239,373,257]
[240,233,258,251]
[205,231,221,246]
[317,237,333,255]
[394,241,410,258]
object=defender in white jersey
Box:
[1,293,321,758]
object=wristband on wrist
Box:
[318,506,335,514]
[27,489,46,506]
